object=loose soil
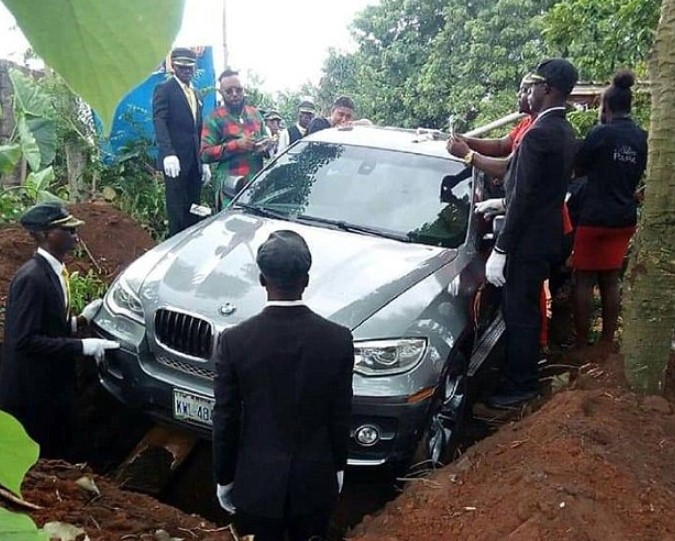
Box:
[349,351,675,541]
[2,203,675,541]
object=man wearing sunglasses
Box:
[200,69,270,210]
[0,203,119,457]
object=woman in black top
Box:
[572,70,648,349]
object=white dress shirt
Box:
[37,247,78,331]
[265,300,306,307]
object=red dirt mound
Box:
[16,460,234,541]
[349,354,675,541]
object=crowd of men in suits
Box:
[0,47,648,541]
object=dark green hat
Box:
[20,202,84,232]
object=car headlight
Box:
[354,338,427,376]
[105,277,145,323]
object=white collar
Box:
[266,300,306,307]
[37,247,64,276]
[173,75,192,90]
[535,106,566,123]
[296,123,307,134]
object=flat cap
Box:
[20,202,84,232]
[171,48,197,67]
[256,230,312,285]
[298,98,315,113]
[264,110,283,121]
[532,58,578,95]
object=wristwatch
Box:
[463,150,475,165]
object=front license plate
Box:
[173,389,214,426]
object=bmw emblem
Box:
[219,303,237,316]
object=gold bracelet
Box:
[463,150,475,165]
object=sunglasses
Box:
[223,87,244,95]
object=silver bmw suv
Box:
[93,125,504,468]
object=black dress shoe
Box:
[486,389,539,409]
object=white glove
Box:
[475,198,506,217]
[82,338,120,363]
[201,164,211,186]
[486,250,507,287]
[163,155,181,178]
[79,299,103,323]
[337,471,344,494]
[216,483,236,513]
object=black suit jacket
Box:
[212,305,354,519]
[0,254,82,410]
[496,109,576,257]
[152,77,203,174]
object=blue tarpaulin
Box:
[101,46,217,164]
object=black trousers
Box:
[502,254,554,393]
[235,509,331,541]
[164,163,201,237]
[4,402,72,458]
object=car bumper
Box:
[97,333,432,468]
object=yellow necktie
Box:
[61,266,71,315]
[186,86,197,119]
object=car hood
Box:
[139,211,458,330]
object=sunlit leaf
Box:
[0,508,47,541]
[25,166,56,193]
[26,119,57,168]
[0,144,22,175]
[8,69,56,119]
[0,410,40,497]
[3,0,185,133]
[16,115,41,172]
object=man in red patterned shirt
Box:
[201,69,271,210]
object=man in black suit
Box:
[212,230,354,541]
[0,203,119,457]
[153,48,210,237]
[484,58,578,408]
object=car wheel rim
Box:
[427,374,465,465]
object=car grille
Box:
[156,356,215,380]
[154,309,213,360]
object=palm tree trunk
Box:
[622,0,675,393]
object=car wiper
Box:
[233,203,291,221]
[297,214,411,242]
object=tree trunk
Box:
[65,141,84,202]
[622,0,675,394]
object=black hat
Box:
[532,58,578,95]
[20,202,84,232]
[264,110,282,121]
[256,230,312,285]
[171,48,197,67]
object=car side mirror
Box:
[222,175,248,199]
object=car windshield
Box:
[235,141,472,248]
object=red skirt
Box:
[572,225,636,271]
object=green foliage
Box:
[2,0,185,133]
[0,144,22,175]
[317,0,659,132]
[99,137,168,240]
[543,0,661,81]
[0,507,47,541]
[68,269,107,315]
[567,108,599,137]
[0,166,65,223]
[0,410,40,497]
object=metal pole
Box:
[222,0,228,68]
[463,112,525,138]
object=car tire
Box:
[409,370,468,470]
